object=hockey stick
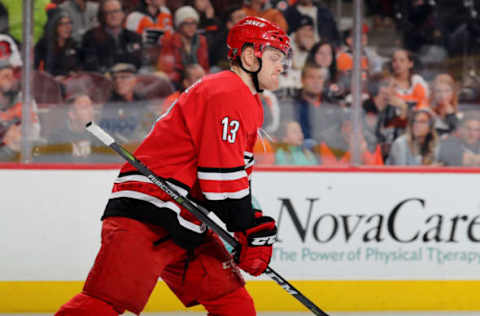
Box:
[86,121,330,316]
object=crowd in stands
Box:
[1,0,480,167]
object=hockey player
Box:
[55,16,291,316]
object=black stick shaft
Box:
[86,121,330,316]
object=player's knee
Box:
[55,292,119,316]
[205,286,256,316]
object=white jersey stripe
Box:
[114,175,189,196]
[197,170,247,181]
[110,190,206,233]
[203,188,250,200]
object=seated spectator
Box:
[283,63,343,148]
[336,25,369,74]
[437,114,480,167]
[386,107,438,165]
[430,73,459,137]
[317,113,383,166]
[190,0,221,50]
[243,0,288,32]
[99,63,149,143]
[289,15,315,72]
[275,120,317,165]
[390,48,429,108]
[0,33,22,68]
[363,72,406,158]
[283,0,340,45]
[58,0,99,42]
[35,10,81,78]
[305,40,348,103]
[81,0,143,73]
[45,93,101,161]
[125,0,173,45]
[306,40,337,83]
[160,63,206,114]
[209,5,246,70]
[157,6,209,87]
[0,59,40,161]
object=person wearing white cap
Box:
[157,5,209,87]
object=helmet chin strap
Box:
[239,57,263,93]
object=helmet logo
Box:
[244,19,266,27]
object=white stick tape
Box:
[85,121,115,146]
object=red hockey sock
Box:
[54,293,119,316]
[203,286,256,316]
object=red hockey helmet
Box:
[227,16,291,61]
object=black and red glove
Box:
[234,215,277,276]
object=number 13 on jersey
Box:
[221,117,240,143]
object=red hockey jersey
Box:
[106,71,263,236]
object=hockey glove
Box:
[234,216,277,276]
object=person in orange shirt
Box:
[336,24,369,73]
[0,59,40,161]
[390,48,429,109]
[126,0,173,45]
[242,0,288,31]
[316,113,383,166]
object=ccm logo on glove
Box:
[250,235,276,246]
[234,216,277,276]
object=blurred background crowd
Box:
[2,0,480,167]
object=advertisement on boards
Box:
[253,171,480,280]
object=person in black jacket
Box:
[81,0,143,73]
[34,9,81,78]
[283,0,340,46]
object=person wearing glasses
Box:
[81,0,143,73]
[35,9,81,78]
[157,5,209,88]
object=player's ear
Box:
[240,46,259,72]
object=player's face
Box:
[258,47,286,91]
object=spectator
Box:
[261,89,281,135]
[306,40,337,83]
[189,0,221,50]
[386,107,438,166]
[289,15,315,72]
[0,59,40,160]
[160,63,206,114]
[81,0,143,73]
[275,120,317,165]
[99,63,149,143]
[283,0,340,45]
[35,10,81,78]
[430,73,459,137]
[58,0,99,42]
[283,63,343,148]
[390,48,429,108]
[363,72,406,158]
[45,93,106,162]
[317,112,383,166]
[438,114,480,167]
[157,6,209,87]
[336,25,369,74]
[125,0,173,45]
[209,5,246,70]
[0,34,22,68]
[243,0,288,32]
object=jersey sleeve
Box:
[194,90,254,201]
